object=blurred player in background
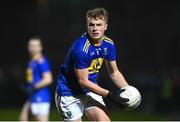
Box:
[19,36,53,121]
[55,8,129,121]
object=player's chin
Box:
[91,36,102,41]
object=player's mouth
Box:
[92,33,99,36]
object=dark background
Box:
[0,0,180,120]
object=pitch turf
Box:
[0,107,169,121]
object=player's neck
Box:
[32,53,42,60]
[89,37,103,46]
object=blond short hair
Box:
[86,8,109,23]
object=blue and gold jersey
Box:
[26,55,51,103]
[56,32,116,96]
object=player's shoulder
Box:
[102,35,114,45]
[73,32,90,53]
[37,55,49,64]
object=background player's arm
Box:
[34,72,53,89]
[106,60,129,88]
[75,68,109,97]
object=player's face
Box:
[87,17,107,41]
[28,39,43,56]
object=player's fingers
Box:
[118,89,126,93]
[119,97,129,102]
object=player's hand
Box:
[25,86,36,94]
[106,89,129,109]
[21,84,36,95]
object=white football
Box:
[120,86,141,109]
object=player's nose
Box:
[92,28,98,32]
[92,29,97,32]
[92,25,98,31]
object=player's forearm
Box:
[110,70,129,88]
[34,78,52,89]
[79,79,109,97]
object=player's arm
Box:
[23,71,52,94]
[73,49,127,105]
[106,60,129,88]
[34,71,53,89]
[75,68,129,108]
[73,49,108,97]
[75,68,109,97]
[34,58,53,89]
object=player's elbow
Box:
[47,73,53,83]
[47,79,53,85]
[44,75,53,86]
[78,78,89,88]
[47,76,53,85]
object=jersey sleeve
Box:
[106,44,116,61]
[38,58,51,73]
[73,49,89,69]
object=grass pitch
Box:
[0,107,169,121]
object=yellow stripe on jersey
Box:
[104,39,114,45]
[85,43,90,53]
[89,70,99,74]
[81,32,87,37]
[83,39,90,53]
[103,36,114,45]
[82,39,88,51]
[26,68,33,83]
[104,36,113,41]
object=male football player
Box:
[55,8,129,121]
[19,37,53,121]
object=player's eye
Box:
[96,23,102,26]
[89,23,94,26]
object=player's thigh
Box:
[55,92,84,121]
[30,102,50,121]
[84,92,110,121]
[85,106,110,121]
